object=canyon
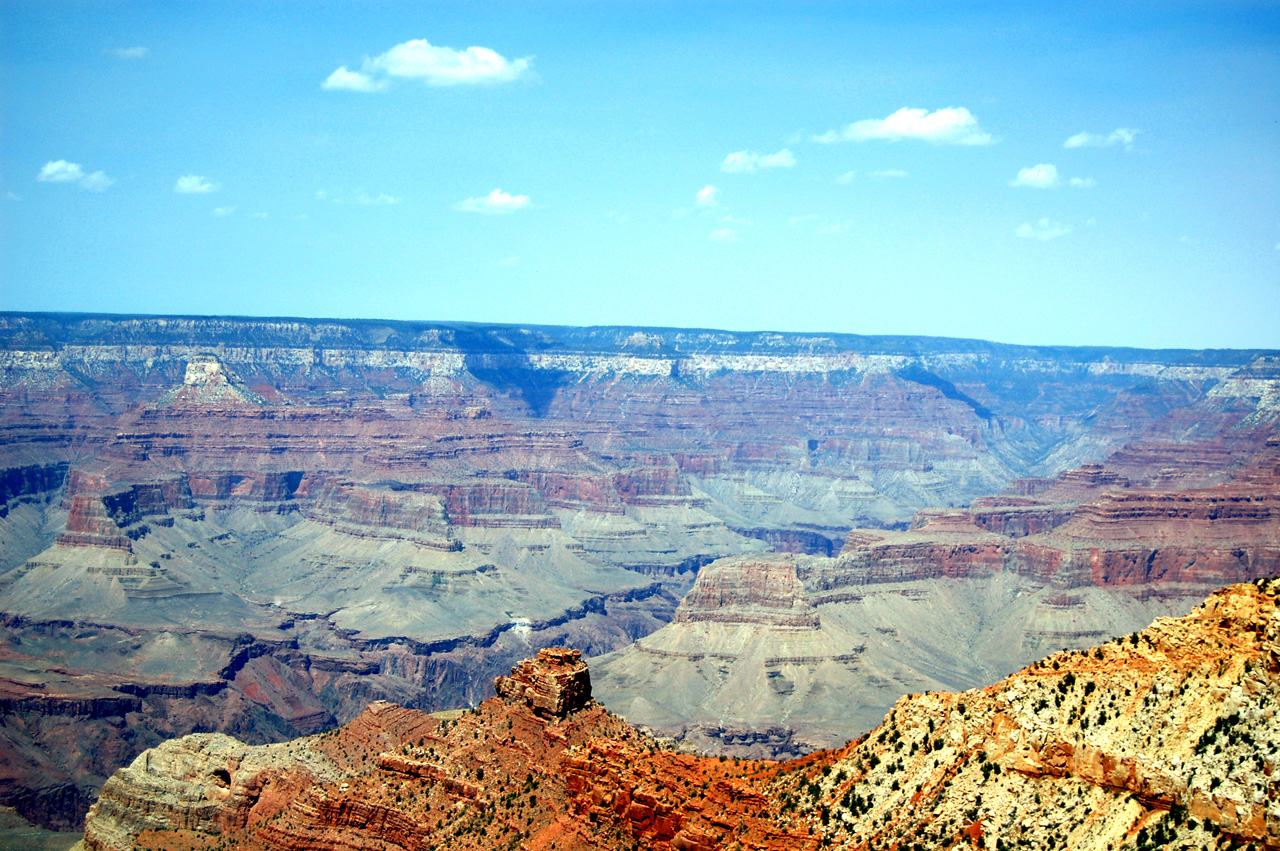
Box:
[0,312,1278,842]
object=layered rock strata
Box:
[493,647,591,718]
[595,446,1280,755]
[3,314,1280,833]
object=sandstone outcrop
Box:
[76,584,1280,850]
[777,578,1280,850]
[674,555,820,628]
[493,647,592,718]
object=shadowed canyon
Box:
[0,312,1278,846]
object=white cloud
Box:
[788,214,819,227]
[38,160,114,191]
[1064,128,1139,149]
[817,221,852,235]
[835,170,857,184]
[498,256,519,267]
[814,107,994,145]
[719,214,752,226]
[251,211,269,218]
[721,149,795,173]
[324,38,531,91]
[109,46,149,60]
[709,228,739,243]
[175,174,219,194]
[1015,218,1071,240]
[79,171,115,192]
[322,66,386,92]
[453,188,531,214]
[695,185,719,207]
[869,169,908,180]
[38,160,85,183]
[1068,177,1096,189]
[5,191,20,201]
[1011,163,1060,189]
[211,206,236,216]
[606,211,629,224]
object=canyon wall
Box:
[0,312,1277,834]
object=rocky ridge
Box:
[77,582,1280,850]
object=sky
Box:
[1,1,1278,349]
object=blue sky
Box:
[2,1,1277,348]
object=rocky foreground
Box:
[78,579,1280,851]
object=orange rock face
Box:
[493,648,592,718]
[80,581,1280,851]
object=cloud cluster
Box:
[453,188,531,214]
[1064,128,1139,149]
[323,38,531,91]
[109,46,149,60]
[175,174,219,194]
[695,185,719,207]
[721,149,795,173]
[814,107,994,145]
[1011,163,1060,189]
[1011,164,1095,189]
[37,160,114,192]
[1015,218,1071,240]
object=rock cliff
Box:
[76,581,1280,850]
[493,648,592,718]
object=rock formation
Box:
[493,647,592,718]
[75,580,1280,850]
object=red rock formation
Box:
[55,492,132,550]
[613,463,694,506]
[493,648,592,718]
[4,315,1280,837]
[77,583,1280,850]
[674,555,820,628]
[306,481,458,550]
[514,471,627,513]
